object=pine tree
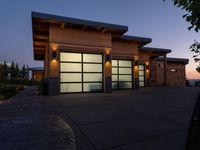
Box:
[2,61,8,79]
[25,65,29,79]
[15,63,19,78]
[21,65,26,79]
[10,61,15,78]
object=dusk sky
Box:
[0,0,199,79]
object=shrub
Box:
[38,78,48,95]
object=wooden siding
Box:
[112,42,139,58]
[49,26,112,48]
[155,61,186,86]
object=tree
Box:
[2,61,8,79]
[168,0,200,71]
[10,61,15,78]
[15,63,19,78]
[25,65,29,79]
[21,65,26,79]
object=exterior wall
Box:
[139,52,150,87]
[155,61,186,86]
[47,25,112,94]
[112,42,139,58]
[112,41,140,89]
[32,71,44,81]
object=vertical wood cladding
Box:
[155,61,186,86]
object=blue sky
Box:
[0,0,199,79]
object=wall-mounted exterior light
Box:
[52,51,57,60]
[105,54,111,63]
[146,64,149,70]
[134,60,138,67]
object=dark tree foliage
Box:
[10,61,15,78]
[169,0,200,72]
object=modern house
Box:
[31,12,188,94]
[29,67,44,82]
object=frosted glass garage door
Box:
[60,52,103,93]
[139,65,145,87]
[112,60,133,89]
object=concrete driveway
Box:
[52,87,199,150]
[0,86,199,150]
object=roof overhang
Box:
[113,35,152,47]
[140,47,172,54]
[32,12,128,60]
[156,57,189,65]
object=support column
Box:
[104,48,112,93]
[133,56,139,89]
[164,54,167,86]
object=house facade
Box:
[32,12,188,94]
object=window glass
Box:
[112,75,118,81]
[139,65,144,70]
[60,73,82,82]
[119,82,132,88]
[83,73,102,82]
[83,54,102,63]
[119,75,132,81]
[60,83,82,93]
[119,68,132,74]
[112,60,117,67]
[60,52,81,62]
[139,82,144,87]
[60,63,82,72]
[119,60,132,67]
[83,83,102,92]
[139,70,144,76]
[112,68,117,74]
[139,76,144,81]
[112,82,118,89]
[83,64,102,72]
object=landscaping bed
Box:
[0,84,25,100]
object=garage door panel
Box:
[119,60,132,67]
[60,63,82,72]
[119,75,132,82]
[60,52,81,62]
[119,68,132,74]
[60,52,103,93]
[83,73,102,82]
[112,59,133,89]
[83,64,102,72]
[119,82,132,89]
[60,83,82,93]
[83,83,102,92]
[60,73,82,82]
[83,54,102,63]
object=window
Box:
[112,60,133,89]
[170,69,177,72]
[60,52,103,93]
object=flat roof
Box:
[113,35,152,47]
[32,12,128,34]
[32,12,129,60]
[29,67,44,71]
[140,47,172,54]
[157,57,189,64]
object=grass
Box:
[0,84,25,100]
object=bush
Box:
[0,85,25,100]
[5,78,29,85]
[38,78,48,95]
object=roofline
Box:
[113,35,152,47]
[156,57,189,64]
[140,47,172,54]
[32,11,128,34]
